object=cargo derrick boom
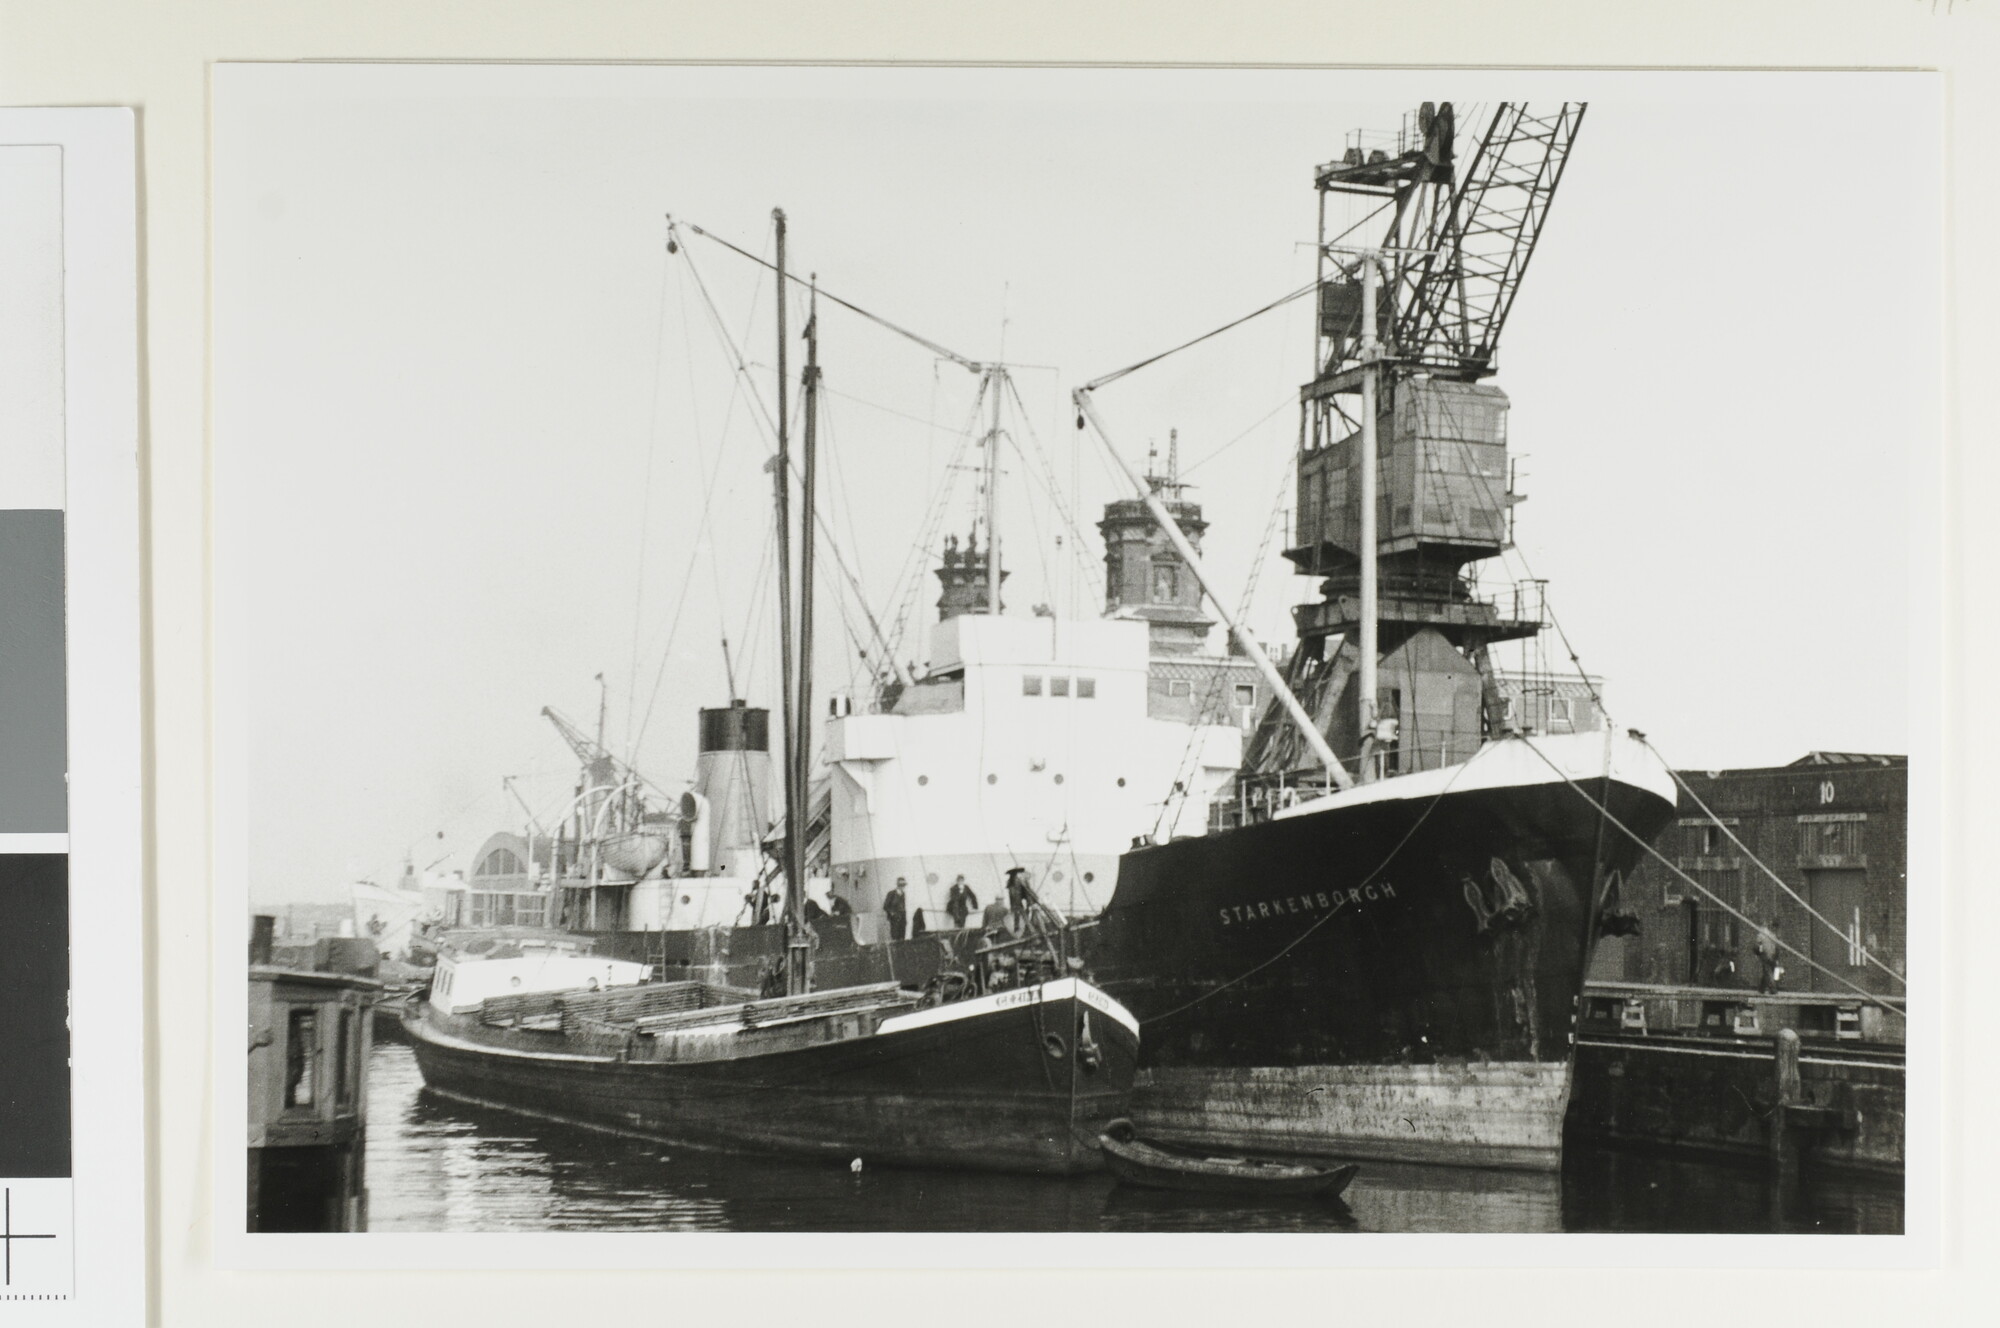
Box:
[1238,102,1583,801]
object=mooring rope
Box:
[1519,739,1905,1015]
[1635,735,1908,992]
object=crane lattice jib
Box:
[1391,102,1584,380]
[541,705,636,795]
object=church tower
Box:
[1096,431,1216,656]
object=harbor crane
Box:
[1236,102,1586,797]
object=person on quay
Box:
[883,877,909,941]
[1753,919,1784,994]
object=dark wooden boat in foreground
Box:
[406,211,1147,1177]
[407,956,1139,1174]
[1098,1119,1359,1197]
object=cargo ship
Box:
[408,101,1677,1171]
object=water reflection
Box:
[1560,1141,1903,1235]
[365,1044,1899,1234]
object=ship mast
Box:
[984,366,1005,616]
[770,209,811,993]
[793,280,821,994]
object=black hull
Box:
[403,984,1138,1175]
[1080,771,1675,1167]
[561,752,1674,1168]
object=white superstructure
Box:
[825,612,1241,921]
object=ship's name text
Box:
[1218,881,1396,926]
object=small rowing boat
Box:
[1098,1119,1359,1197]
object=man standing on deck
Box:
[1005,867,1035,933]
[883,878,909,941]
[945,875,978,929]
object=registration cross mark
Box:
[1,1188,56,1286]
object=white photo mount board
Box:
[0,108,144,1322]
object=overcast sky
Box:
[215,66,1937,906]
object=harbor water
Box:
[363,1042,1901,1234]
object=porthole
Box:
[1116,777,1126,788]
[917,774,929,786]
[1053,773,1065,785]
[680,895,692,906]
[1084,871,1095,884]
[987,773,998,785]
[1051,869,1065,883]
[925,872,939,885]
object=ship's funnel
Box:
[693,702,772,877]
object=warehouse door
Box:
[1805,868,1866,993]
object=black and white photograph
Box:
[213,64,1935,1250]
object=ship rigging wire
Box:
[1519,740,1906,1016]
[654,228,913,725]
[675,217,984,373]
[624,219,784,762]
[1081,279,1320,394]
[1637,735,1909,992]
[999,370,1102,596]
[1140,759,1474,1027]
[1400,434,1898,994]
[1150,446,1297,841]
[621,229,681,761]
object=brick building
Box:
[1590,752,1907,1037]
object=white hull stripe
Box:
[1272,730,1676,823]
[875,977,1140,1039]
[417,976,1141,1060]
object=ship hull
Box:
[403,979,1138,1175]
[1082,737,1677,1169]
[561,736,1675,1171]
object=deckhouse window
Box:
[1022,675,1043,697]
[1151,560,1180,603]
[1077,677,1096,699]
[1234,683,1256,706]
[1051,676,1071,697]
